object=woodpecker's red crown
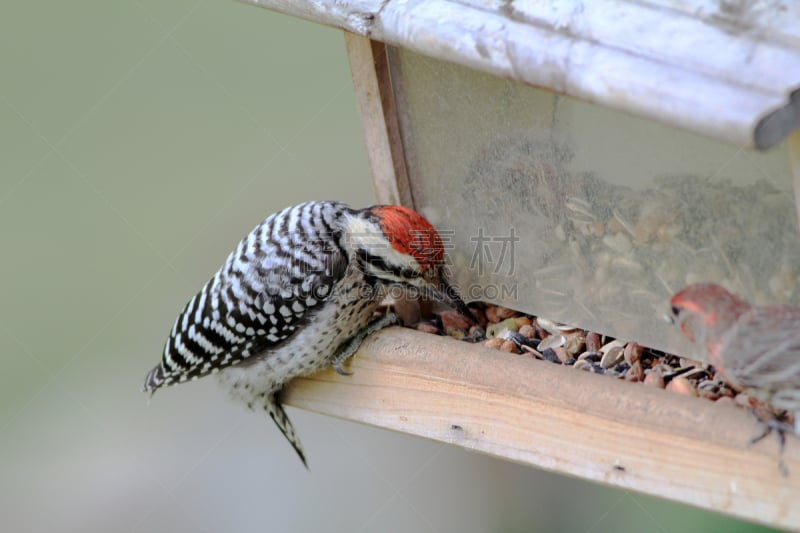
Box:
[370,205,445,271]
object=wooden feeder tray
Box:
[284,327,800,529]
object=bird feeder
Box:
[244,0,800,529]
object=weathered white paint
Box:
[243,0,800,149]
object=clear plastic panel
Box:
[388,46,797,359]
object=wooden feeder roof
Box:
[244,0,800,149]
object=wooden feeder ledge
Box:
[284,327,800,530]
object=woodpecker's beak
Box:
[433,275,476,323]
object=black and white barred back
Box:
[143,200,474,466]
[143,201,355,393]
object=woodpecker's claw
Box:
[330,313,401,375]
[333,362,353,376]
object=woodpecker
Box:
[143,201,475,466]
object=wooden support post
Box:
[791,130,800,228]
[345,33,413,208]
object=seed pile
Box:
[462,135,800,313]
[410,302,781,417]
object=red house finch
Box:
[669,283,800,439]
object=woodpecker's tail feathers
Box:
[266,395,308,469]
[143,364,165,395]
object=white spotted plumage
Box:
[143,201,475,466]
[144,202,351,391]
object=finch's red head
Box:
[669,283,750,344]
[370,205,445,272]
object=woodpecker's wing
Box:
[722,305,800,397]
[143,202,351,392]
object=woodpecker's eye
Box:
[401,268,420,279]
[670,305,680,316]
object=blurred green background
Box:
[0,1,783,532]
